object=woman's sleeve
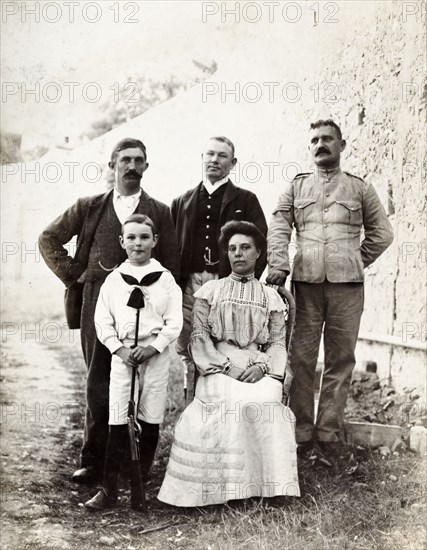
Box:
[189,297,229,376]
[264,310,288,379]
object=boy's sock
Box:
[138,421,160,481]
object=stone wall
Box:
[302,1,426,392]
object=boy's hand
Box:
[131,345,159,364]
[115,346,138,368]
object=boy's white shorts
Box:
[109,346,170,425]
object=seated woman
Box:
[158,221,300,507]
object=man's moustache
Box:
[124,171,140,177]
[316,149,330,155]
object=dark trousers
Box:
[289,281,364,443]
[80,281,111,470]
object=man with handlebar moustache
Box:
[267,120,393,461]
[39,138,179,483]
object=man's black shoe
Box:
[71,466,99,484]
[299,442,333,467]
[297,440,314,455]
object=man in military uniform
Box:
[172,136,267,397]
[267,120,393,455]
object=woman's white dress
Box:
[158,274,300,506]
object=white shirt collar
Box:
[202,176,229,195]
[113,187,142,201]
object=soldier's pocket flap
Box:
[294,198,317,209]
[336,200,362,211]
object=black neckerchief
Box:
[120,271,163,309]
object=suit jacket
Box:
[39,188,180,327]
[171,180,268,289]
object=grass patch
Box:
[58,345,426,550]
[1,294,425,549]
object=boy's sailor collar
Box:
[119,258,167,276]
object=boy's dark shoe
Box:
[84,489,117,510]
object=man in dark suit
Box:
[39,138,180,483]
[171,136,267,395]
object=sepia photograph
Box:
[1,1,426,548]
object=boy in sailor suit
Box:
[85,214,182,510]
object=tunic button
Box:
[325,208,328,212]
[207,215,210,219]
[207,205,211,209]
[324,224,327,228]
[326,193,330,197]
[205,247,209,250]
[206,225,210,228]
[206,236,209,239]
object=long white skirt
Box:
[158,370,300,507]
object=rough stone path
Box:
[1,329,86,549]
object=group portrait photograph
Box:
[0,0,426,549]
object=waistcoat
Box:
[192,184,226,273]
[86,196,128,282]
